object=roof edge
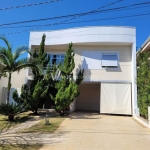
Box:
[30,26,136,33]
[138,36,150,52]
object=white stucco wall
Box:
[0,69,26,103]
[74,45,132,82]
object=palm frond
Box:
[13,46,31,61]
[0,47,13,66]
[0,36,11,51]
[0,65,8,79]
[0,63,4,73]
[0,53,11,67]
[13,58,43,74]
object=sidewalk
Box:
[0,116,42,135]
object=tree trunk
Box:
[8,114,14,121]
[6,90,9,104]
[60,110,64,116]
[34,108,38,115]
[6,73,12,104]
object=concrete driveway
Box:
[40,112,150,150]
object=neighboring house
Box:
[138,36,150,52]
[26,26,138,116]
[0,69,26,104]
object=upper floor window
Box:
[102,53,118,68]
[48,54,65,65]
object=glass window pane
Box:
[61,54,65,58]
[50,54,53,60]
[60,59,64,64]
[102,54,118,67]
[52,55,57,64]
[48,54,65,65]
[56,54,61,59]
[49,59,52,65]
[56,59,60,65]
[50,54,60,59]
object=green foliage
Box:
[13,34,49,114]
[137,51,150,119]
[0,103,23,121]
[13,81,49,114]
[13,39,84,115]
[0,36,42,103]
[60,43,75,76]
[76,69,84,85]
[32,34,50,79]
[51,79,79,112]
[50,43,84,114]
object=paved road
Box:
[40,112,150,150]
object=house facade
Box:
[27,26,138,116]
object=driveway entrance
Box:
[40,112,150,150]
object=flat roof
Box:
[30,26,136,32]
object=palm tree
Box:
[0,36,42,104]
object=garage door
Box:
[100,83,132,115]
[76,84,100,111]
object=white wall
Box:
[74,45,132,82]
[29,26,136,46]
[0,69,26,103]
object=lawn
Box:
[0,111,34,132]
[21,115,65,133]
[0,144,42,150]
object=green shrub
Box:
[0,103,23,121]
[137,51,150,119]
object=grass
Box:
[21,115,65,133]
[0,111,34,132]
[0,144,42,150]
[0,113,66,149]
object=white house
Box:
[26,26,138,116]
[0,26,138,116]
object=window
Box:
[48,54,65,65]
[102,53,118,68]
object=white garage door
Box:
[100,83,132,115]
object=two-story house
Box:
[26,26,138,116]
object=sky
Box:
[0,0,150,58]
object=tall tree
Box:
[13,34,50,114]
[0,36,42,104]
[50,43,84,115]
[32,34,49,79]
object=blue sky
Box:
[0,0,150,57]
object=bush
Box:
[0,103,23,121]
[137,51,150,119]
